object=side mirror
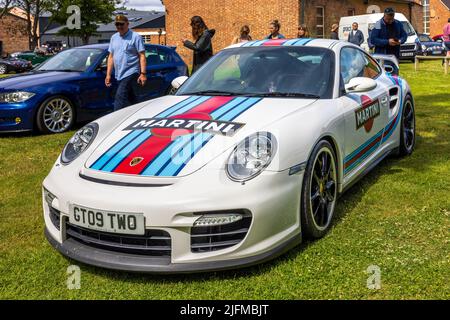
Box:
[345,77,377,93]
[171,76,188,90]
[384,65,394,74]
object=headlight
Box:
[226,132,277,182]
[61,123,98,164]
[0,91,35,103]
[421,45,427,51]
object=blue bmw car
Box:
[0,43,188,133]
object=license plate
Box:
[401,52,414,57]
[69,204,145,235]
[432,51,441,55]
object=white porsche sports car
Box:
[43,39,415,273]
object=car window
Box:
[419,35,432,42]
[340,47,380,84]
[145,47,168,65]
[178,46,335,99]
[36,49,103,72]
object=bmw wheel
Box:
[399,95,415,156]
[0,64,8,75]
[301,140,338,239]
[36,96,75,134]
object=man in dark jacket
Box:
[183,29,216,74]
[369,7,407,59]
[348,22,364,46]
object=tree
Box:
[13,0,54,50]
[0,0,14,20]
[50,0,120,45]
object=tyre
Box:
[398,95,415,156]
[300,140,338,239]
[36,96,75,134]
[0,64,8,74]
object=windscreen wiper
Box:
[249,92,321,99]
[182,90,246,96]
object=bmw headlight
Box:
[0,91,35,103]
[226,132,277,182]
[61,123,98,164]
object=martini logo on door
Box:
[355,95,381,133]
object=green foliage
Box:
[49,0,120,44]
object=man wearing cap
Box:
[369,8,407,59]
[105,15,147,111]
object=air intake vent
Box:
[191,211,252,253]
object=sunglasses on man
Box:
[115,22,125,27]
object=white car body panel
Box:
[43,39,412,272]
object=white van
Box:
[339,13,418,61]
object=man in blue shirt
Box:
[370,8,407,59]
[105,15,147,111]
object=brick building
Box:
[165,0,423,64]
[424,0,450,35]
[0,12,29,57]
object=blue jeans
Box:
[114,73,141,111]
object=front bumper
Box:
[0,100,37,132]
[43,165,304,273]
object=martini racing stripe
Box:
[140,97,249,176]
[262,39,287,46]
[90,96,204,170]
[157,97,262,177]
[112,96,235,174]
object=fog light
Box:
[194,214,243,227]
[43,187,56,207]
[15,117,21,124]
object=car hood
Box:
[84,95,317,179]
[0,71,82,90]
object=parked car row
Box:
[0,43,188,133]
[0,57,33,74]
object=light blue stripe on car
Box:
[157,133,212,176]
[101,130,152,172]
[157,95,210,118]
[140,133,196,176]
[91,130,145,170]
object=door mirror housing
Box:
[171,76,188,90]
[345,77,377,93]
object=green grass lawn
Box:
[0,61,449,300]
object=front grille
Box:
[191,213,252,253]
[401,44,416,51]
[49,207,61,230]
[66,223,172,257]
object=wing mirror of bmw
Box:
[171,76,189,90]
[345,77,378,93]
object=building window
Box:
[142,35,152,43]
[423,0,430,34]
[316,6,325,38]
[348,8,355,16]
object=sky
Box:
[124,0,165,12]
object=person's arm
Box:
[370,26,389,47]
[138,51,147,86]
[359,31,365,45]
[183,32,211,52]
[105,53,114,87]
[135,35,147,86]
